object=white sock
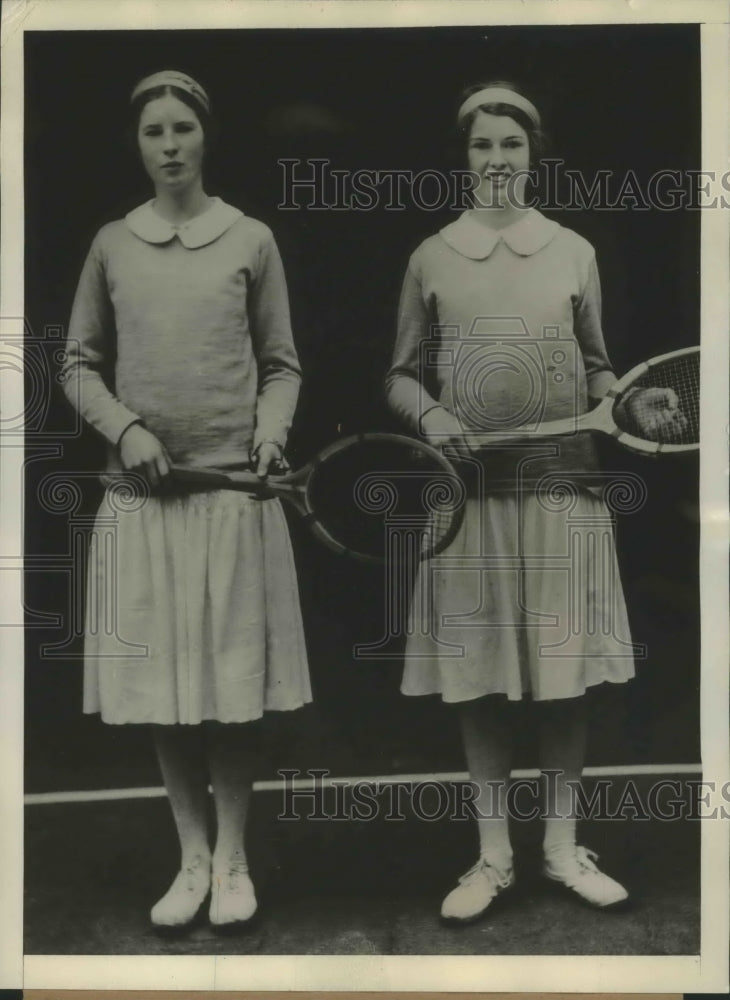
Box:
[543,816,577,858]
[476,821,513,869]
[473,779,513,868]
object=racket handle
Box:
[169,465,275,497]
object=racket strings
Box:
[423,505,463,557]
[613,352,699,446]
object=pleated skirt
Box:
[401,489,635,702]
[82,488,312,724]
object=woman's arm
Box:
[61,233,142,445]
[62,232,170,484]
[575,249,687,440]
[248,230,302,460]
[573,252,617,403]
[385,260,463,449]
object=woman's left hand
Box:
[624,386,689,441]
[250,441,289,479]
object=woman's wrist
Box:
[419,404,448,432]
[117,419,145,446]
[252,439,284,454]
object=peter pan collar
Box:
[125,196,243,249]
[440,209,559,259]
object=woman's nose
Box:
[487,148,506,168]
[162,132,178,155]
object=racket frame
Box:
[170,432,464,563]
[457,345,699,458]
[601,344,699,456]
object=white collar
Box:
[125,196,243,249]
[440,209,559,259]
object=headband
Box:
[130,70,210,113]
[457,87,540,127]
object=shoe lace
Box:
[221,861,250,892]
[181,858,210,892]
[545,844,603,882]
[459,857,512,890]
[574,846,600,875]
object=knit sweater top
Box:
[63,197,301,472]
[385,209,618,489]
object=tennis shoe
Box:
[209,861,258,927]
[441,856,515,924]
[543,845,628,908]
[150,856,211,928]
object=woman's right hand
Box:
[118,423,171,487]
[420,406,469,456]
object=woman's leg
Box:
[538,696,628,906]
[537,696,587,857]
[460,695,515,866]
[205,720,261,925]
[441,696,515,922]
[150,724,212,926]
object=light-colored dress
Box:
[386,209,635,702]
[64,198,311,724]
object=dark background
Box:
[24,24,700,792]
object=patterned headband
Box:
[457,87,540,127]
[130,71,210,113]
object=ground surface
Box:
[25,776,699,956]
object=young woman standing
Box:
[63,70,311,931]
[386,81,675,923]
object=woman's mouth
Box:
[161,162,183,171]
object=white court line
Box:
[24,762,703,805]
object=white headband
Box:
[457,87,540,127]
[131,70,210,113]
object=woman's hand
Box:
[623,386,689,442]
[250,441,289,479]
[420,406,469,456]
[118,423,171,487]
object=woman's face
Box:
[467,111,531,208]
[137,94,205,193]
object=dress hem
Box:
[84,697,313,726]
[400,673,634,704]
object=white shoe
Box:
[441,856,515,924]
[209,861,258,928]
[150,857,211,928]
[543,845,628,908]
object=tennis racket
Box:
[168,432,466,564]
[448,346,699,458]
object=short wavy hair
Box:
[456,79,548,167]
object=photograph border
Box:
[2,0,728,993]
